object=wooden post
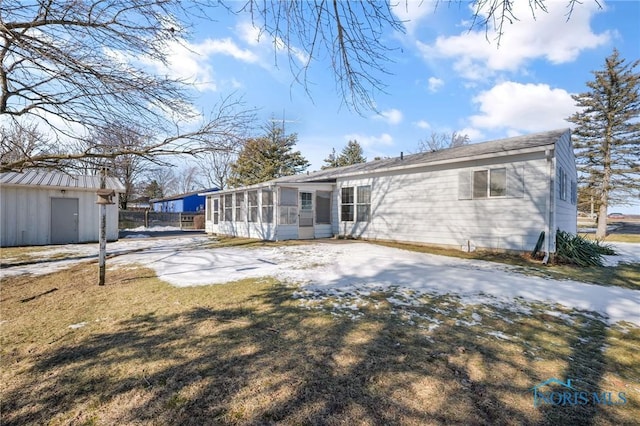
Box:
[99,169,107,286]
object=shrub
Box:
[555,230,616,267]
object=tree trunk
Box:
[596,202,608,239]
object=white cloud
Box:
[343,133,394,148]
[199,38,259,63]
[414,120,431,129]
[468,81,577,133]
[417,1,610,79]
[391,0,437,34]
[374,108,403,125]
[458,127,484,142]
[427,77,444,92]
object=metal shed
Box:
[1,171,125,247]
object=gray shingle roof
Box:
[0,170,125,191]
[275,128,569,183]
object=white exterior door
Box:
[298,191,314,239]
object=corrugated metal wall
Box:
[1,187,119,247]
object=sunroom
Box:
[200,182,337,241]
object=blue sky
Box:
[160,1,639,212]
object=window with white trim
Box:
[570,180,577,205]
[206,197,212,221]
[223,194,232,221]
[341,187,354,221]
[261,189,274,223]
[473,168,506,199]
[248,190,258,222]
[357,185,371,222]
[235,192,245,221]
[279,187,298,225]
[213,198,219,224]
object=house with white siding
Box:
[199,129,577,254]
[1,171,124,247]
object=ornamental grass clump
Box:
[555,230,616,267]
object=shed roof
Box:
[0,170,126,192]
[150,188,218,203]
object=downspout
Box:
[543,149,553,264]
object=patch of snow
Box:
[487,331,511,340]
[124,226,183,232]
[4,238,639,326]
[602,242,640,267]
[69,322,88,329]
[471,312,482,322]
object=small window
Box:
[490,168,506,197]
[316,191,331,224]
[206,197,212,221]
[248,191,258,222]
[224,194,232,221]
[262,189,274,223]
[473,168,506,198]
[279,187,298,225]
[473,170,488,199]
[570,180,577,205]
[213,198,219,224]
[357,185,371,222]
[341,187,354,221]
[301,192,312,210]
[559,168,568,201]
[235,192,245,221]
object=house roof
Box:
[0,170,125,192]
[151,188,218,203]
[277,128,569,183]
[201,128,569,196]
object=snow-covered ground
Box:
[2,237,639,325]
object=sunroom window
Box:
[341,187,354,221]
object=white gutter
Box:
[542,149,554,264]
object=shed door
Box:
[298,192,314,239]
[51,198,79,244]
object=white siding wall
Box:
[336,152,552,252]
[554,131,578,235]
[1,187,119,247]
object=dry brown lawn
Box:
[1,263,639,425]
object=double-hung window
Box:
[223,194,232,221]
[279,187,298,225]
[473,168,506,199]
[262,190,274,223]
[213,198,219,224]
[235,192,245,222]
[341,187,354,221]
[248,191,258,222]
[357,185,371,222]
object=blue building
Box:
[151,188,218,213]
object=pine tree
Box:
[567,49,640,238]
[322,140,366,169]
[228,122,310,187]
[340,140,367,165]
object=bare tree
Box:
[0,121,58,167]
[194,150,236,190]
[417,131,470,152]
[235,0,598,112]
[145,167,178,199]
[0,1,253,172]
[175,165,200,194]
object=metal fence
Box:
[119,211,205,230]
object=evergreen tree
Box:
[567,49,640,238]
[228,122,310,187]
[322,140,366,169]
